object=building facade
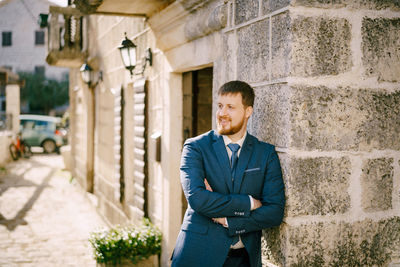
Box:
[47,0,400,266]
[0,0,68,80]
[0,68,20,165]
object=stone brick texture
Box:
[362,18,400,82]
[291,16,352,77]
[262,225,286,266]
[262,0,291,14]
[235,0,259,25]
[293,0,400,10]
[250,84,291,148]
[271,12,291,80]
[290,86,400,151]
[282,217,400,266]
[221,32,236,83]
[237,18,270,83]
[361,158,394,212]
[287,156,351,216]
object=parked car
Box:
[20,114,67,153]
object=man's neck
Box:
[226,127,247,142]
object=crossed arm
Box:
[204,179,261,226]
[181,141,285,235]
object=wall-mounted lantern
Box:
[80,62,102,88]
[118,33,152,77]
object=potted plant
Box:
[89,218,162,267]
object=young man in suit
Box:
[171,80,285,267]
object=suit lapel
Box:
[233,134,254,194]
[212,132,234,192]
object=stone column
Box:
[5,84,20,134]
[218,0,400,266]
[263,1,400,266]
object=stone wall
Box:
[209,0,400,265]
[241,1,400,266]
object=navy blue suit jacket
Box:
[171,130,285,267]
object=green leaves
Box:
[89,218,162,265]
[18,72,69,114]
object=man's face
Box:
[216,93,252,136]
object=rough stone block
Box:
[361,158,394,212]
[249,84,290,148]
[283,217,400,266]
[362,18,400,82]
[293,0,400,10]
[287,156,351,216]
[235,0,259,25]
[237,19,270,83]
[262,225,286,266]
[221,31,236,82]
[291,16,352,77]
[262,0,291,14]
[290,86,400,151]
[271,12,291,80]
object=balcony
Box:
[73,0,174,17]
[46,6,87,68]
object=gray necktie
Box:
[227,143,240,182]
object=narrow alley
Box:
[0,154,106,266]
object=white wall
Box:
[0,0,68,80]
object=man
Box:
[171,80,285,267]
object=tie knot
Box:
[227,143,240,153]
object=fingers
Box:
[212,217,227,227]
[253,199,262,209]
[204,178,213,191]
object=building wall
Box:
[150,0,400,265]
[0,0,67,80]
[226,1,400,266]
[0,83,19,165]
[5,84,20,134]
[66,0,400,266]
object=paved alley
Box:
[0,154,106,267]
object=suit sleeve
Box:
[181,140,251,218]
[226,148,285,236]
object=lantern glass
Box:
[80,63,92,84]
[119,35,137,72]
[120,47,130,68]
[128,46,136,67]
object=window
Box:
[3,66,12,71]
[35,31,45,45]
[2,32,12,46]
[34,66,45,77]
[0,97,5,112]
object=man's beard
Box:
[217,115,246,136]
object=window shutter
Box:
[35,31,45,45]
[2,32,12,46]
[132,78,148,218]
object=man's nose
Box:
[219,106,228,116]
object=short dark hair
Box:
[217,80,255,107]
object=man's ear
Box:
[245,106,253,118]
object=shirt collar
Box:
[222,132,247,148]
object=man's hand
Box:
[204,179,228,226]
[204,179,213,192]
[252,198,262,210]
[212,217,227,227]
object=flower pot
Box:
[96,255,158,267]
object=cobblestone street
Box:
[0,154,106,266]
